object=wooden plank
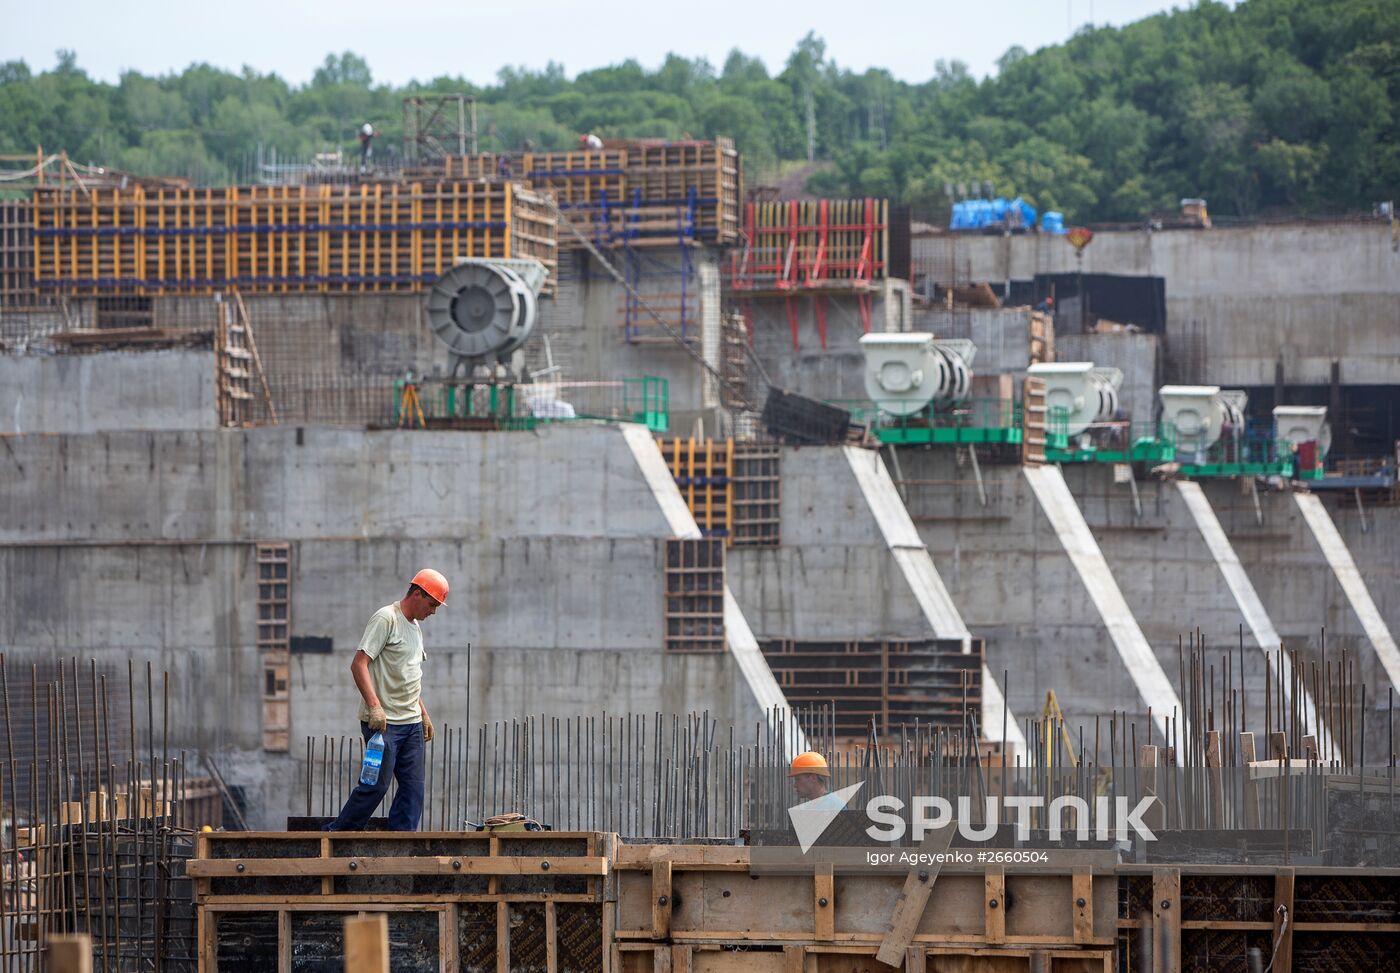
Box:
[320,837,333,896]
[904,945,926,973]
[782,945,804,973]
[984,867,1005,944]
[343,913,389,973]
[442,904,460,973]
[546,901,558,973]
[653,860,673,939]
[46,934,92,973]
[1205,730,1226,828]
[277,909,290,973]
[186,855,607,877]
[813,863,834,941]
[1273,868,1294,973]
[1239,733,1262,828]
[874,824,956,966]
[671,944,693,973]
[1072,869,1094,944]
[1151,867,1180,973]
[497,900,509,973]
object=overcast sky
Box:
[5,0,1214,86]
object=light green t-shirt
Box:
[356,602,425,725]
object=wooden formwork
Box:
[188,835,1120,972]
[731,198,890,291]
[657,438,735,541]
[189,831,613,972]
[662,537,726,653]
[0,197,48,306]
[760,639,984,738]
[414,139,742,248]
[190,833,1400,973]
[28,179,557,297]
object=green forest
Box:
[1,0,1394,223]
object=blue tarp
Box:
[1041,211,1066,234]
[949,196,1038,231]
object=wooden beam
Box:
[814,862,834,941]
[343,914,389,973]
[46,934,92,973]
[652,860,672,940]
[904,945,926,973]
[546,901,557,973]
[874,824,956,967]
[497,900,509,973]
[984,867,1005,945]
[1273,868,1294,973]
[1072,869,1094,944]
[277,909,290,973]
[442,904,460,973]
[1152,868,1180,973]
[1239,733,1262,828]
[185,855,607,877]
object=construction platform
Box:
[183,831,1400,972]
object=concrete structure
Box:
[742,280,911,406]
[0,422,779,826]
[726,444,1024,750]
[912,306,1037,379]
[0,349,216,433]
[894,446,1400,734]
[915,222,1400,389]
[1056,332,1160,422]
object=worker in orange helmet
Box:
[789,751,847,810]
[323,568,448,831]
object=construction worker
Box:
[322,568,448,832]
[789,751,847,810]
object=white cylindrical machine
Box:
[425,258,547,370]
[1027,362,1121,436]
[1274,405,1332,456]
[860,333,975,417]
[1159,385,1247,457]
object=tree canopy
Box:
[1,0,1394,221]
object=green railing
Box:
[1044,419,1176,464]
[392,376,670,433]
[1175,431,1295,477]
[829,398,1024,445]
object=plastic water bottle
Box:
[360,732,385,786]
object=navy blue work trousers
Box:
[322,721,425,832]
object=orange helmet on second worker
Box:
[411,568,449,605]
[789,751,830,778]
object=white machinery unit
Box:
[425,258,548,377]
[1159,385,1247,458]
[859,333,975,417]
[1274,405,1332,456]
[1027,362,1122,437]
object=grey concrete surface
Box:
[0,423,767,826]
[0,349,217,433]
[915,223,1400,387]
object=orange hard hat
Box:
[789,751,829,778]
[410,568,449,605]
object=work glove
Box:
[366,705,387,732]
[422,711,434,743]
